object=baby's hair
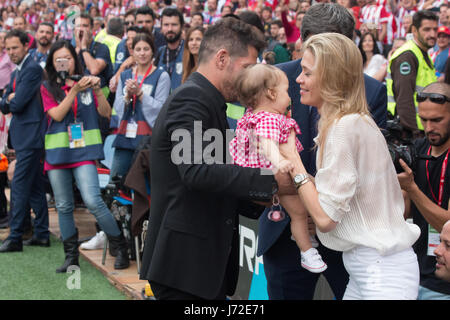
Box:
[236,64,286,109]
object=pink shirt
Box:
[229,110,303,169]
[40,84,99,172]
[0,50,15,90]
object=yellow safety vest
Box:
[386,40,437,131]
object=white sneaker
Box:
[80,231,106,250]
[301,248,327,273]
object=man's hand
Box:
[7,93,15,102]
[397,159,416,192]
[274,171,297,196]
[75,28,82,50]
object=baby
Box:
[229,64,327,273]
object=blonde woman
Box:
[281,33,421,299]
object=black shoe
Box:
[23,237,50,247]
[106,233,130,270]
[0,239,23,252]
[56,230,79,273]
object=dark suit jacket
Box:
[257,59,388,257]
[139,72,276,299]
[0,55,45,151]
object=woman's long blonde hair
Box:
[301,33,370,167]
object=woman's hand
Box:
[109,75,118,92]
[125,79,140,97]
[72,76,92,94]
[89,76,102,92]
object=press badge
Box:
[68,122,86,149]
[427,224,440,256]
[126,119,138,138]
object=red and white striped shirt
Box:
[385,12,398,45]
[396,6,417,37]
[360,4,389,28]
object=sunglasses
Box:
[416,92,450,104]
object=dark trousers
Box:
[263,225,349,300]
[0,172,7,219]
[149,281,228,300]
[7,148,49,242]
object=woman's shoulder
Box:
[333,113,375,133]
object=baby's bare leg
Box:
[279,194,312,253]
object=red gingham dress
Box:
[229,110,303,169]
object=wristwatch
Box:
[293,173,310,189]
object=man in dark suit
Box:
[139,17,296,300]
[0,29,49,252]
[257,3,388,300]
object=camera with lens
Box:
[382,117,418,173]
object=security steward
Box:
[387,10,438,139]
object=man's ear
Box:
[215,48,229,70]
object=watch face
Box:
[294,175,302,183]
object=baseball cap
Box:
[437,26,450,36]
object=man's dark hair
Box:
[191,12,204,22]
[198,17,266,63]
[135,6,156,20]
[270,20,283,29]
[412,10,439,30]
[107,17,124,38]
[125,8,137,18]
[5,29,29,46]
[238,10,264,33]
[79,12,94,28]
[161,7,184,26]
[127,25,144,33]
[301,3,354,41]
[38,21,54,32]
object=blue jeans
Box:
[109,148,134,182]
[418,285,450,300]
[47,164,120,240]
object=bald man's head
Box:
[422,82,450,96]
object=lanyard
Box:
[12,77,15,92]
[426,146,449,206]
[132,64,153,111]
[164,40,183,76]
[64,87,78,121]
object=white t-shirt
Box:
[364,54,387,78]
[315,114,421,256]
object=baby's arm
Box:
[259,137,293,173]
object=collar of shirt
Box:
[16,53,30,71]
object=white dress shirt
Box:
[315,113,420,256]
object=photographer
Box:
[40,40,130,273]
[398,82,450,300]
